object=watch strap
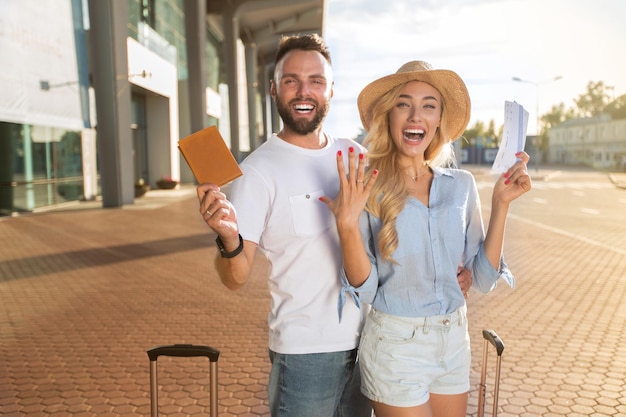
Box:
[216,234,244,258]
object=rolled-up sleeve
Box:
[337,212,379,321]
[470,245,515,293]
[464,173,515,293]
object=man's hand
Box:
[197,183,255,291]
[457,266,472,299]
[197,183,239,243]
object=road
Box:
[475,168,626,256]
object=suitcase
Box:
[147,344,220,417]
[477,329,504,417]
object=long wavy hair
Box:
[362,81,455,262]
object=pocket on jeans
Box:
[377,318,417,345]
[289,190,331,235]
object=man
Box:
[197,33,372,417]
[197,34,471,417]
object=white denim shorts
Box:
[358,305,471,407]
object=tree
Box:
[573,81,613,117]
[603,94,626,120]
[462,120,484,145]
[486,119,498,147]
[462,120,498,147]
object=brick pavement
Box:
[1,180,625,417]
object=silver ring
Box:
[205,209,212,216]
[356,179,363,183]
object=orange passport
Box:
[178,126,243,186]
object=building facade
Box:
[0,0,325,215]
[547,115,626,170]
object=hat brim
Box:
[357,69,471,141]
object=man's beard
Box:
[276,98,329,135]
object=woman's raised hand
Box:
[319,147,378,230]
[493,151,532,205]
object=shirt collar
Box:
[430,165,456,179]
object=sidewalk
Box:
[1,179,625,416]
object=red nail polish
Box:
[373,169,379,175]
[504,179,510,185]
[349,147,354,153]
[359,153,364,160]
[337,150,342,156]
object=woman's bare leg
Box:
[369,392,467,417]
[429,392,468,417]
[371,400,432,417]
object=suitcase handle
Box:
[482,329,504,356]
[147,344,220,362]
[148,344,220,417]
[478,329,504,417]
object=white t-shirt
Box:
[229,134,365,354]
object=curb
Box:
[608,172,626,189]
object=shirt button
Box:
[443,319,450,326]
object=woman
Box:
[321,60,532,417]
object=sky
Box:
[322,0,626,138]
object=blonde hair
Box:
[363,81,455,262]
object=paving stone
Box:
[2,181,625,417]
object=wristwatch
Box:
[215,234,244,258]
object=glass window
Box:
[0,122,84,214]
[141,0,155,27]
[154,0,186,79]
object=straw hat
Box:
[357,60,471,140]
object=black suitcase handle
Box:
[482,329,504,356]
[147,344,220,361]
[148,344,220,417]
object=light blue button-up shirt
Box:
[339,167,514,319]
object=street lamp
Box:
[512,75,563,172]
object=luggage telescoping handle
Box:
[478,329,504,417]
[147,344,220,361]
[482,329,504,356]
[147,344,220,417]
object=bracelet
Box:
[216,234,244,258]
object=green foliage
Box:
[461,120,499,148]
[603,94,626,120]
[573,81,613,117]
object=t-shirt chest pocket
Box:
[289,190,331,235]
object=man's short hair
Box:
[274,33,332,67]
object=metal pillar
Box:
[245,42,259,151]
[88,0,134,207]
[183,0,207,135]
[222,1,242,161]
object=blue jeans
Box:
[268,349,372,417]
